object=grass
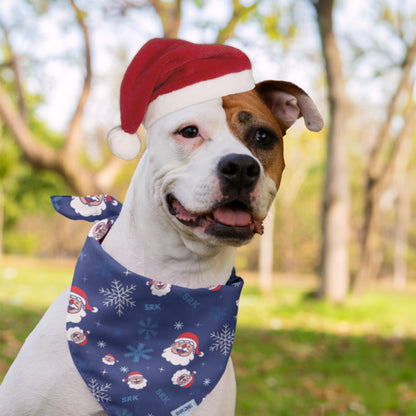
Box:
[235,276,416,415]
[1,257,416,415]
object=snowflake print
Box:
[99,280,136,317]
[209,323,235,356]
[120,366,129,373]
[173,321,184,331]
[209,306,227,322]
[87,378,112,403]
[95,259,114,278]
[124,342,153,363]
[138,318,158,339]
[203,378,211,386]
[97,340,107,348]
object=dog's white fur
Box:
[0,85,322,415]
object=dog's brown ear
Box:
[256,81,324,134]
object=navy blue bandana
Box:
[51,195,244,416]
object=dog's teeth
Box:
[254,220,264,235]
[172,198,199,222]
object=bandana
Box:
[52,195,244,416]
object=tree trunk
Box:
[353,43,416,294]
[312,0,351,303]
[393,174,410,290]
[392,102,414,290]
[258,200,275,293]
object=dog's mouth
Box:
[167,194,264,241]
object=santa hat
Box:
[176,332,204,357]
[77,331,88,346]
[108,38,255,160]
[70,286,98,312]
[123,371,142,382]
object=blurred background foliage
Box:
[1,2,416,412]
[0,0,415,302]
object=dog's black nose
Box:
[217,153,260,193]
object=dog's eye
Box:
[254,128,276,148]
[177,126,199,139]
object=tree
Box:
[311,0,351,303]
[392,118,413,290]
[0,0,287,195]
[0,1,126,195]
[353,34,416,293]
[1,0,305,267]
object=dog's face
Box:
[144,81,322,247]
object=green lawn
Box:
[1,257,416,415]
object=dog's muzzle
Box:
[167,154,264,243]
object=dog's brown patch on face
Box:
[222,89,285,188]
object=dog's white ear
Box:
[107,126,142,160]
[256,81,324,134]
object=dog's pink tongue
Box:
[213,207,252,227]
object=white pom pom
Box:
[107,126,142,160]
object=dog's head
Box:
[143,80,322,247]
[108,39,323,248]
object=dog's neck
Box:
[101,156,236,289]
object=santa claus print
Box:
[67,327,89,346]
[88,219,113,241]
[122,371,148,390]
[70,194,118,218]
[162,332,204,366]
[146,280,171,297]
[171,369,196,388]
[67,286,98,323]
[102,354,118,366]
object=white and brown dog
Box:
[0,39,323,415]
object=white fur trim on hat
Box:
[143,69,255,128]
[107,126,142,160]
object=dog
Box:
[0,39,323,415]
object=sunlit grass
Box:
[0,256,74,308]
[239,275,416,338]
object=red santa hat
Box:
[70,286,98,312]
[176,332,204,357]
[77,331,88,346]
[108,38,255,160]
[123,371,143,382]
